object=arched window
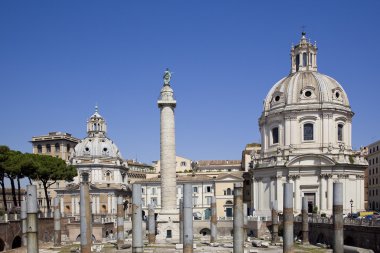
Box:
[225,188,232,195]
[37,145,42,154]
[272,127,279,144]
[310,53,313,65]
[46,144,51,153]
[337,124,343,141]
[296,54,300,71]
[67,144,71,152]
[55,143,60,152]
[303,123,314,141]
[303,52,307,66]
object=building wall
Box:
[368,140,380,210]
[31,132,79,213]
[153,156,192,173]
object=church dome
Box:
[258,33,354,157]
[74,136,121,158]
[72,106,123,159]
[263,71,350,113]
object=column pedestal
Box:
[156,210,179,243]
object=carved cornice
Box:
[288,175,300,181]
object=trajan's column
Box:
[156,68,179,241]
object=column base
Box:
[156,211,179,243]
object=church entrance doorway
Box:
[304,193,315,213]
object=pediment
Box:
[215,174,243,181]
[287,154,335,167]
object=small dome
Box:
[74,136,122,158]
[263,71,351,113]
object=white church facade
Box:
[250,33,367,216]
[56,107,129,222]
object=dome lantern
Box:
[86,106,107,137]
[290,32,318,73]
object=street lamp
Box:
[350,199,354,219]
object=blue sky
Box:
[1,1,379,164]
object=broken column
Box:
[53,197,61,247]
[333,182,343,253]
[27,185,39,253]
[183,184,193,253]
[271,201,279,244]
[148,204,156,244]
[283,183,294,253]
[210,196,217,243]
[117,196,125,248]
[80,172,92,253]
[243,203,248,241]
[179,199,183,244]
[21,199,27,246]
[132,184,143,253]
[233,183,244,253]
[301,197,309,245]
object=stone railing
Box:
[247,215,271,221]
[294,215,380,227]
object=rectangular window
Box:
[193,187,198,193]
[303,123,314,141]
[337,124,343,141]
[206,196,212,205]
[205,186,211,193]
[272,127,279,144]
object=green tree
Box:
[30,154,77,212]
[0,146,10,211]
[4,150,23,208]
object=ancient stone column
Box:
[21,199,27,246]
[271,201,279,244]
[80,172,91,253]
[53,197,61,246]
[283,183,294,253]
[183,184,193,253]
[233,183,244,253]
[301,197,309,245]
[117,196,124,248]
[158,69,177,212]
[148,204,156,244]
[243,203,248,241]
[26,185,39,253]
[333,182,343,253]
[210,196,217,243]
[132,184,143,253]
